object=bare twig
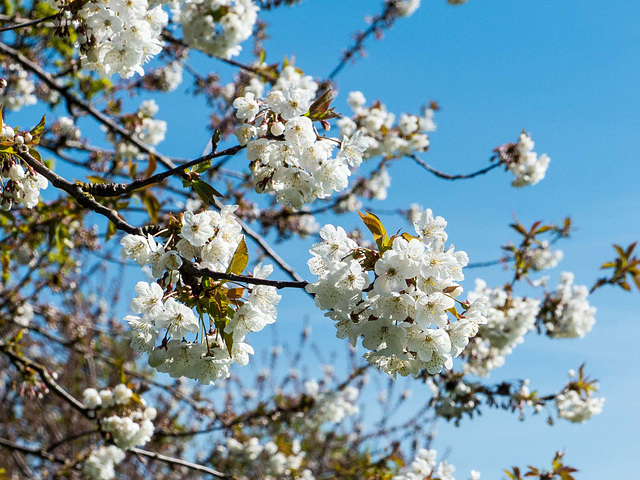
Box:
[0,437,68,465]
[130,447,230,479]
[408,153,502,180]
[1,345,90,416]
[327,2,397,81]
[180,258,308,290]
[0,13,59,32]
[17,147,147,236]
[80,145,245,197]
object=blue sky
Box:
[6,0,640,477]
[244,1,640,477]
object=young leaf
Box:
[141,192,160,224]
[29,115,46,139]
[358,211,389,249]
[191,179,223,205]
[226,236,248,275]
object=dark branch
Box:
[80,145,245,197]
[17,147,148,236]
[180,259,309,290]
[129,447,230,479]
[408,153,502,180]
[0,437,68,466]
[0,13,59,32]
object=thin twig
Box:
[0,437,68,465]
[180,259,308,290]
[1,345,90,416]
[80,145,245,197]
[408,153,501,180]
[17,147,147,236]
[327,2,396,81]
[130,447,230,479]
[0,13,58,32]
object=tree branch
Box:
[129,447,230,479]
[408,153,502,180]
[1,345,91,416]
[327,2,397,81]
[0,41,184,176]
[0,437,68,465]
[16,147,148,236]
[180,258,308,290]
[0,13,59,32]
[80,145,245,197]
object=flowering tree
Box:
[0,0,637,478]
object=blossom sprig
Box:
[463,279,540,377]
[538,272,596,339]
[120,204,281,385]
[232,83,368,208]
[338,90,437,161]
[181,0,259,59]
[0,63,37,111]
[555,366,605,423]
[0,113,48,211]
[306,209,488,378]
[82,384,157,480]
[505,451,578,480]
[504,217,571,282]
[494,131,551,187]
[103,99,167,161]
[392,447,479,480]
[77,0,168,78]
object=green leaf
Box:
[306,89,339,121]
[143,153,157,179]
[358,211,389,249]
[28,148,41,162]
[29,115,46,139]
[226,236,248,275]
[192,159,211,175]
[141,193,160,224]
[105,221,117,241]
[191,179,223,205]
[55,223,65,254]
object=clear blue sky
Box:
[241,1,640,477]
[7,0,640,477]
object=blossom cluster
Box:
[1,126,48,211]
[498,132,551,187]
[543,272,596,338]
[83,446,125,480]
[181,0,259,58]
[392,448,481,480]
[306,210,488,378]
[219,436,313,479]
[428,377,479,421]
[51,116,82,141]
[338,90,436,160]
[463,279,539,377]
[233,83,368,208]
[82,384,156,479]
[391,0,421,17]
[525,239,564,271]
[211,378,359,479]
[78,0,168,78]
[0,64,37,111]
[303,379,359,425]
[104,100,166,160]
[14,301,34,327]
[145,61,184,92]
[555,370,605,423]
[121,205,280,385]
